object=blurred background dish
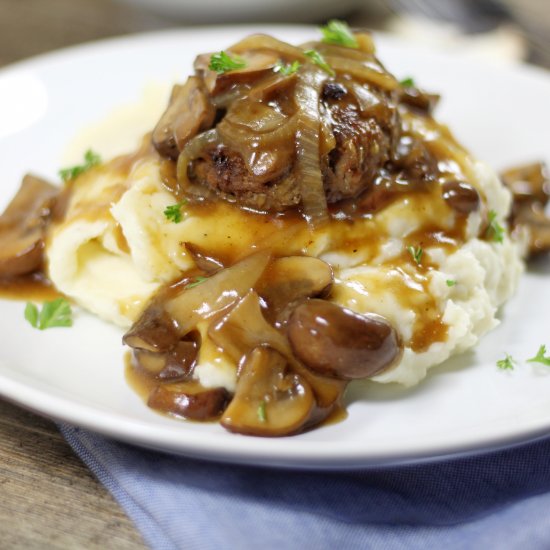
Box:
[115,0,364,22]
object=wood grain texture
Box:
[0,398,146,549]
[0,2,168,547]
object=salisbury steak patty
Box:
[152,32,435,219]
[188,82,398,211]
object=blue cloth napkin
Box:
[59,424,550,550]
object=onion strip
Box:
[229,34,307,62]
[325,56,398,91]
[176,128,220,189]
[294,69,329,228]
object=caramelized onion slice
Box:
[0,174,58,278]
[184,242,224,273]
[164,250,271,335]
[324,56,398,91]
[176,128,221,190]
[229,34,308,62]
[221,347,314,437]
[294,69,329,228]
[124,250,271,351]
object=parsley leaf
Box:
[274,60,301,76]
[527,345,550,366]
[486,209,505,243]
[320,20,358,48]
[304,49,335,76]
[59,149,101,182]
[186,276,209,289]
[496,353,516,370]
[164,201,187,224]
[24,298,73,330]
[446,279,457,287]
[208,51,246,74]
[257,400,267,423]
[407,245,423,265]
[400,77,416,88]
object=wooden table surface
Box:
[0,2,168,548]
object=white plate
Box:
[1,26,550,469]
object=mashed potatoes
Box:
[47,127,523,390]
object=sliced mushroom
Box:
[287,299,402,380]
[501,162,549,206]
[256,256,333,324]
[153,77,216,160]
[148,381,230,421]
[515,203,550,255]
[441,180,480,215]
[133,337,199,380]
[194,50,279,97]
[500,162,550,256]
[0,174,58,278]
[123,304,180,352]
[209,291,346,419]
[221,347,314,437]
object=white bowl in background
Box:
[116,0,364,22]
[497,0,550,64]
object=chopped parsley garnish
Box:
[400,77,416,88]
[496,353,516,371]
[24,298,73,330]
[163,200,188,224]
[527,345,550,366]
[407,245,423,265]
[208,51,246,74]
[304,49,335,76]
[446,279,457,287]
[59,149,101,182]
[320,20,358,48]
[186,276,209,289]
[257,400,267,423]
[486,210,505,243]
[274,60,301,76]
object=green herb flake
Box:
[274,60,301,76]
[486,209,505,243]
[24,298,73,330]
[186,276,209,289]
[163,200,188,224]
[304,49,335,76]
[527,345,550,366]
[208,51,246,74]
[320,19,358,48]
[59,149,102,182]
[446,279,457,287]
[407,245,423,265]
[257,400,267,423]
[400,77,416,88]
[497,353,516,371]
